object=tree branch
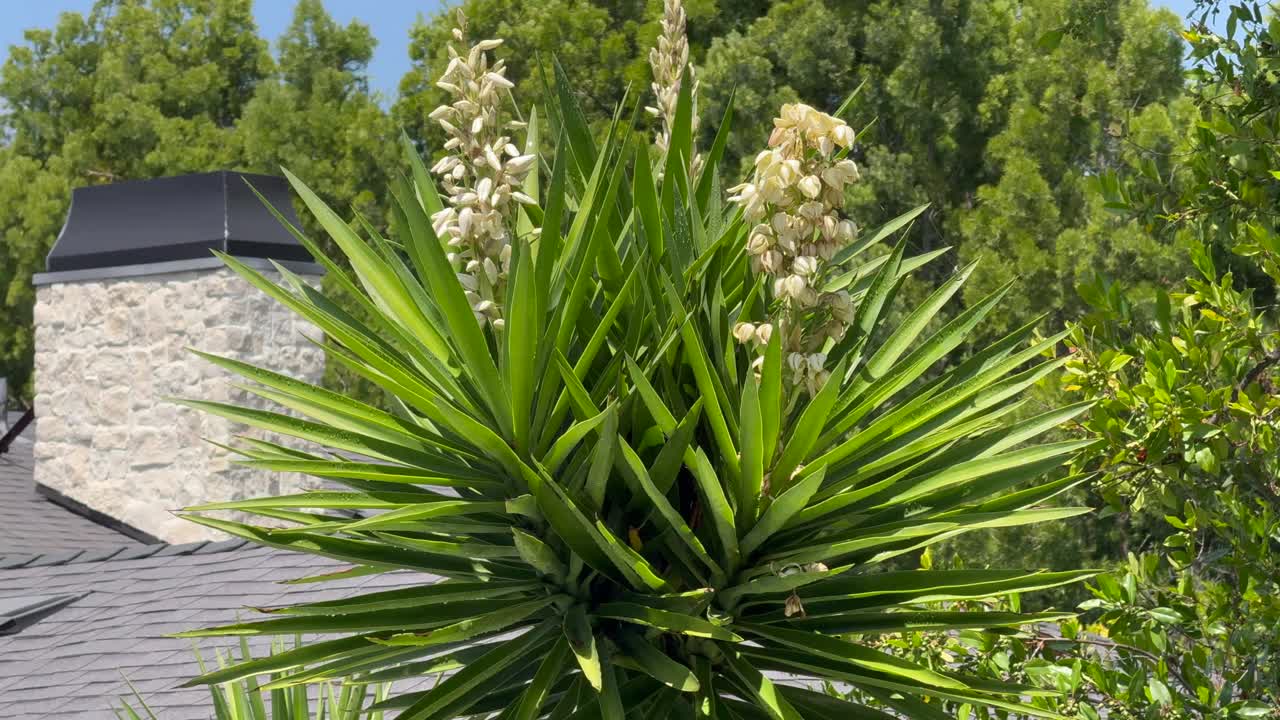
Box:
[1235,348,1280,400]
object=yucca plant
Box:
[174,5,1097,718]
[115,640,388,720]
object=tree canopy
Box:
[0,0,394,399]
[2,0,1189,401]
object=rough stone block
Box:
[33,267,324,542]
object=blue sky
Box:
[0,0,1211,102]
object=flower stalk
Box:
[730,103,862,396]
[647,0,701,177]
[428,10,537,330]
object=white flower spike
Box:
[427,9,535,330]
[730,103,863,396]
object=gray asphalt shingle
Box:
[0,423,434,718]
[0,424,143,556]
[0,542,433,719]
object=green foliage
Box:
[954,0,1189,340]
[897,253,1279,717]
[1107,0,1280,293]
[176,32,1097,719]
[1044,3,1280,715]
[0,0,396,400]
[1064,248,1280,715]
[115,639,389,719]
[832,585,1260,720]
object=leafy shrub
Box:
[1055,3,1280,713]
[175,5,1094,718]
[1062,248,1280,716]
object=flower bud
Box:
[798,175,822,199]
[506,154,536,174]
[837,219,857,243]
[485,71,514,89]
[784,592,805,618]
[798,201,825,221]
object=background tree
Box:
[948,0,1187,339]
[870,4,1280,716]
[0,0,396,401]
[239,0,397,230]
[1064,2,1280,713]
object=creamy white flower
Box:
[747,230,772,256]
[780,275,809,299]
[792,256,819,277]
[484,71,514,89]
[798,201,825,221]
[798,175,822,199]
[428,9,537,330]
[648,0,702,176]
[506,154,536,174]
[728,102,866,395]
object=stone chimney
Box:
[32,172,325,543]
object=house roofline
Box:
[33,482,163,547]
[32,255,323,286]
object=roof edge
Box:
[32,256,324,286]
[33,482,163,546]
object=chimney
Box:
[32,172,325,543]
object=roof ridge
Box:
[0,538,251,571]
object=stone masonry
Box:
[33,266,325,543]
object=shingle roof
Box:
[0,420,432,719]
[0,539,431,719]
[0,423,144,556]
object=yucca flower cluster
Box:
[428,10,537,330]
[647,0,701,175]
[730,103,861,396]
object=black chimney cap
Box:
[45,171,314,273]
